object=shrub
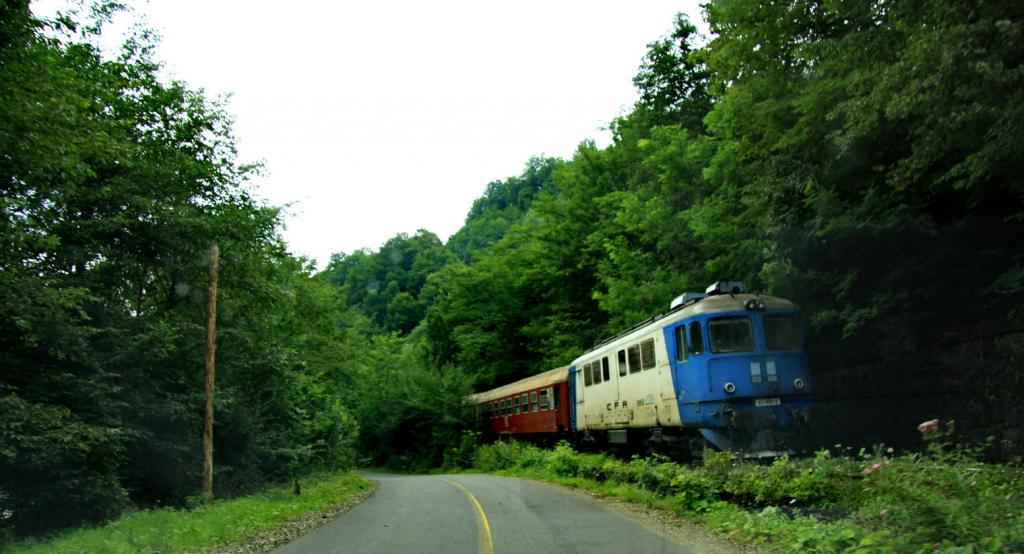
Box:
[442,430,481,469]
[468,426,1023,553]
[472,440,540,472]
[544,441,582,477]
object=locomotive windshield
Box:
[764,314,801,350]
[708,316,754,353]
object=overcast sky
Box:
[34,0,708,269]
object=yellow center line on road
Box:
[440,478,494,554]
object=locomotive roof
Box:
[577,293,796,360]
[469,365,568,404]
[689,293,794,315]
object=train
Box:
[469,282,812,455]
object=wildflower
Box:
[862,463,884,476]
[917,419,940,434]
[879,508,892,517]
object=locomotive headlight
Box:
[793,378,805,390]
[745,299,767,311]
[723,382,736,394]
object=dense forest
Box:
[2,0,1022,541]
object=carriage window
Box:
[709,316,754,353]
[688,321,704,356]
[530,391,538,412]
[618,350,627,376]
[514,396,521,414]
[551,387,558,409]
[491,402,496,417]
[765,315,801,350]
[540,389,549,410]
[628,345,641,373]
[584,363,593,386]
[522,394,529,411]
[602,357,610,381]
[675,326,687,361]
[641,339,656,369]
[500,399,506,416]
[592,361,602,384]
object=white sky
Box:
[34,0,708,269]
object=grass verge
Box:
[454,426,1023,553]
[6,472,373,554]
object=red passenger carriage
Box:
[470,366,570,436]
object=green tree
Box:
[1,4,359,535]
[703,0,1024,358]
[633,12,712,130]
[447,156,562,262]
[321,230,456,334]
[346,333,474,471]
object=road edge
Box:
[207,481,379,554]
[505,475,763,554]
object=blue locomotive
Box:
[566,281,811,454]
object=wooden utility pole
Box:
[202,244,219,502]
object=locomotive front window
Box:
[674,326,687,361]
[765,315,801,350]
[688,321,704,356]
[708,317,754,353]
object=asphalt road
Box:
[271,472,712,554]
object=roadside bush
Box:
[721,450,859,508]
[633,455,682,495]
[469,427,1023,553]
[851,425,1024,551]
[473,440,541,472]
[442,430,481,469]
[543,441,582,476]
[575,452,616,482]
[668,471,721,512]
[515,443,550,469]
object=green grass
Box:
[461,432,1024,553]
[7,472,373,554]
